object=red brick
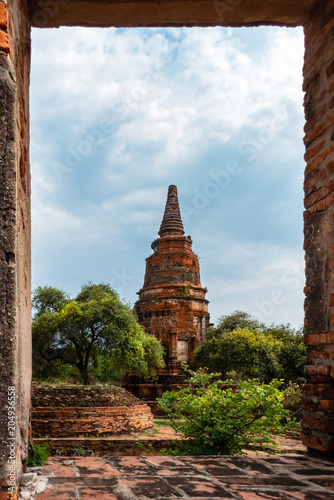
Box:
[303,107,327,133]
[304,140,326,163]
[34,490,75,499]
[304,364,331,377]
[304,121,326,147]
[237,492,275,500]
[304,187,324,208]
[304,168,327,191]
[326,59,334,77]
[80,488,118,500]
[307,349,330,360]
[328,159,334,174]
[43,461,76,478]
[303,414,334,433]
[303,67,321,92]
[0,3,7,29]
[301,398,334,412]
[305,154,325,175]
[0,29,9,53]
[301,432,334,452]
[305,332,334,345]
[305,144,334,175]
[319,400,334,412]
[325,179,334,196]
[303,199,327,219]
[303,382,334,398]
[74,457,121,477]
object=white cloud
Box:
[30,26,305,327]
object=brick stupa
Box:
[134,185,210,376]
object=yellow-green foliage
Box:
[195,311,306,383]
[158,366,297,455]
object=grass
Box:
[154,418,184,427]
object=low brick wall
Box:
[32,405,153,438]
[31,384,154,439]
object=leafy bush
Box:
[157,366,297,455]
[194,311,307,383]
[26,443,50,466]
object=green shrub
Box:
[26,443,50,466]
[157,366,297,455]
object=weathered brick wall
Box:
[0,0,31,498]
[31,385,153,439]
[32,406,154,438]
[302,0,334,454]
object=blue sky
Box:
[30,26,305,328]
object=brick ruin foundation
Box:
[31,384,154,455]
[1,0,334,497]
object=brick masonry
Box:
[0,0,31,498]
[31,385,154,440]
[302,0,334,455]
[134,185,210,376]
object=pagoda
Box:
[134,185,210,376]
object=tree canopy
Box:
[32,283,165,384]
[194,311,306,383]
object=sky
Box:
[30,25,305,329]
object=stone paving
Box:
[31,453,334,500]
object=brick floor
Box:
[32,453,334,499]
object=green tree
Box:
[32,283,165,384]
[158,366,296,455]
[194,311,306,383]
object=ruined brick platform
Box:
[31,384,153,439]
[32,453,334,500]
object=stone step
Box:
[31,406,150,419]
[33,436,179,456]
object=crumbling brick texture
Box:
[302,0,334,455]
[31,385,153,440]
[134,186,210,376]
[0,0,31,497]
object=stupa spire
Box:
[158,185,185,237]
